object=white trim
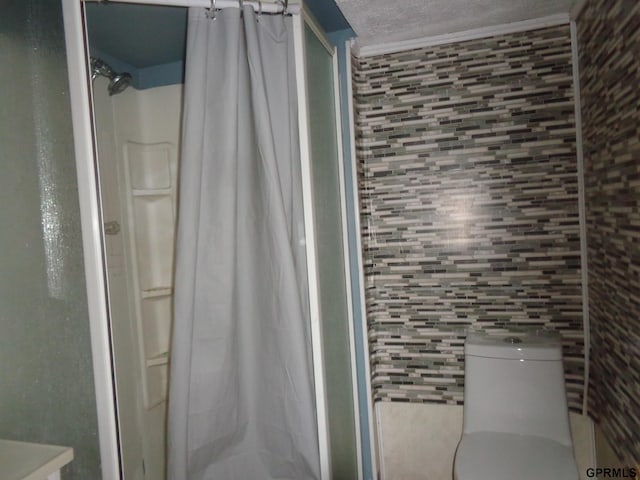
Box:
[355,13,571,57]
[293,13,332,480]
[345,38,379,479]
[83,0,301,14]
[332,48,364,480]
[302,5,334,55]
[61,1,122,479]
[570,20,590,416]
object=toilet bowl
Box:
[453,331,579,480]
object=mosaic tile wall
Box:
[578,0,640,463]
[352,25,586,410]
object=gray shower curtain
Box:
[167,7,320,480]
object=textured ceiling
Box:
[335,0,577,48]
[85,0,580,68]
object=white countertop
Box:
[0,439,74,480]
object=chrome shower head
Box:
[90,57,132,96]
[108,72,132,96]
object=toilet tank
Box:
[462,331,573,446]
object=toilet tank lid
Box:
[465,331,563,360]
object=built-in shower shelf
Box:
[125,139,177,410]
[141,287,173,299]
[132,188,173,197]
[146,352,169,367]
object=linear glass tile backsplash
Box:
[352,25,585,411]
[578,0,640,463]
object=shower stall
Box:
[91,71,183,479]
[62,0,362,479]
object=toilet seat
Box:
[454,431,579,480]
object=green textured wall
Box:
[0,1,102,478]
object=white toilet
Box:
[454,331,579,480]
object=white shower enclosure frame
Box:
[61,0,358,478]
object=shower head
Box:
[90,57,132,96]
[108,72,132,96]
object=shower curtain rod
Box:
[89,0,300,14]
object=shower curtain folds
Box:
[167,6,320,480]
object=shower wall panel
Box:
[112,83,182,480]
[577,0,640,463]
[352,25,584,410]
[92,75,145,480]
[0,1,101,478]
[93,80,183,480]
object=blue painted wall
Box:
[87,0,351,91]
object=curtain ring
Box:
[257,0,263,21]
[206,0,216,19]
[275,0,287,15]
[239,0,244,17]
